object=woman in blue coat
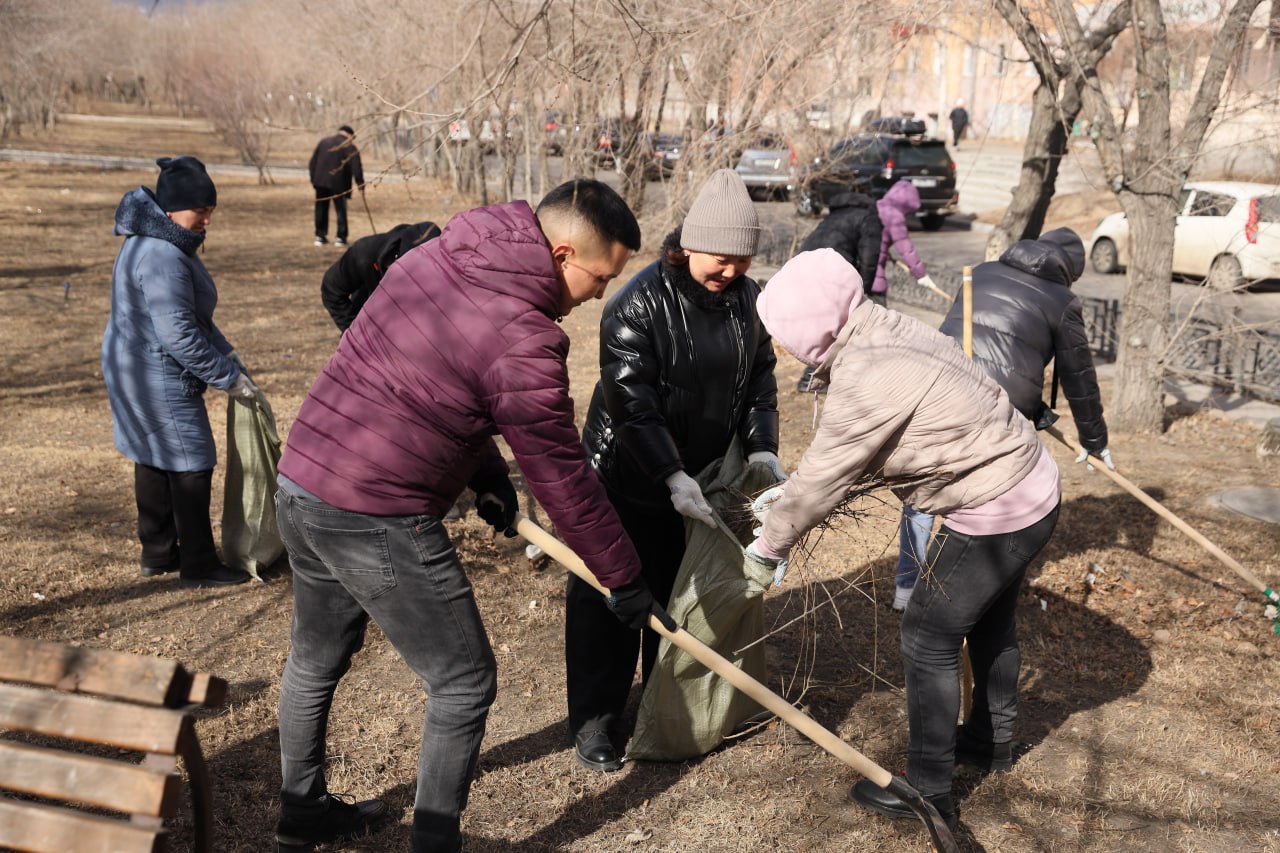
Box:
[102,156,255,588]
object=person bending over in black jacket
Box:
[893,226,1114,612]
[794,191,883,391]
[321,221,441,331]
[567,169,783,772]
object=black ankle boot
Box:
[179,562,250,589]
[955,726,1014,773]
[275,793,389,848]
[850,777,958,829]
[574,727,622,772]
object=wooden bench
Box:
[0,635,228,853]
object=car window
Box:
[831,139,883,165]
[1256,195,1280,222]
[1188,191,1235,217]
[893,143,951,169]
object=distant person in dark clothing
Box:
[309,125,364,247]
[321,221,441,331]
[949,100,969,146]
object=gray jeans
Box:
[275,490,497,852]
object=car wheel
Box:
[1207,254,1244,291]
[920,213,946,231]
[1090,238,1120,274]
[795,189,822,217]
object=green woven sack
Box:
[221,386,283,579]
[626,450,780,761]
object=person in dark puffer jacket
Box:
[273,180,660,853]
[893,227,1113,611]
[569,169,782,772]
[320,221,441,331]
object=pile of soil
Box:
[1,116,1278,851]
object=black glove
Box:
[605,577,677,632]
[475,477,518,538]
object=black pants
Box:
[564,495,685,737]
[134,463,219,574]
[314,187,348,242]
[900,504,1059,795]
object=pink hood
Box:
[879,179,921,216]
[757,249,867,366]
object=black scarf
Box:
[660,227,742,311]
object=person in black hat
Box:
[101,155,256,589]
[320,221,441,331]
[309,125,365,247]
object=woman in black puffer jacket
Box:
[566,170,782,771]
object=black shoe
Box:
[179,563,251,589]
[140,562,179,578]
[850,777,958,829]
[275,793,389,848]
[955,727,1014,773]
[574,727,623,772]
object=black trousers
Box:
[564,495,686,737]
[900,504,1059,794]
[313,187,348,241]
[134,463,219,574]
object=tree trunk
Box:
[1111,191,1180,432]
[987,81,1081,258]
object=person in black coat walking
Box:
[894,227,1113,611]
[568,170,782,772]
[949,100,970,146]
[321,221,441,331]
[309,125,365,247]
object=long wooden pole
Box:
[958,265,975,720]
[1043,425,1276,601]
[515,514,893,786]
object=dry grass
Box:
[1,114,1279,852]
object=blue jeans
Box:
[900,504,1059,795]
[896,505,933,589]
[275,490,497,852]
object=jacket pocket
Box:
[302,522,397,599]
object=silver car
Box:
[734,135,793,200]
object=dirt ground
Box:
[2,115,1279,853]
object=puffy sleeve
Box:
[137,248,239,390]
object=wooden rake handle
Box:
[513,514,892,787]
[1042,425,1273,598]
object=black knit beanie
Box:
[155,156,217,212]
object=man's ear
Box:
[549,241,574,264]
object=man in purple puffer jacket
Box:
[272,180,659,852]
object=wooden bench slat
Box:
[0,637,184,707]
[0,795,162,853]
[184,671,228,709]
[0,684,187,754]
[0,741,182,818]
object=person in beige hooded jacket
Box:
[747,248,1061,827]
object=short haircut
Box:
[536,179,641,252]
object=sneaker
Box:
[179,563,251,589]
[334,238,348,248]
[275,793,389,848]
[314,236,327,246]
[893,585,915,611]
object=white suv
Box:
[1088,181,1280,289]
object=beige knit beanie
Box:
[680,169,761,256]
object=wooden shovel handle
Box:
[1042,426,1271,596]
[514,514,893,787]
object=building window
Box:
[907,47,920,74]
[963,45,978,77]
[996,44,1008,76]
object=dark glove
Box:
[605,577,677,632]
[475,478,518,538]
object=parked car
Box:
[1088,181,1280,289]
[734,134,794,200]
[641,132,686,180]
[792,130,958,228]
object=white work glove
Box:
[227,373,259,400]
[1074,447,1115,472]
[747,451,788,483]
[665,470,716,528]
[751,484,787,533]
[917,274,939,293]
[746,539,790,587]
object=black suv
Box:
[793,131,958,229]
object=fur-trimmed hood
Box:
[114,187,205,255]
